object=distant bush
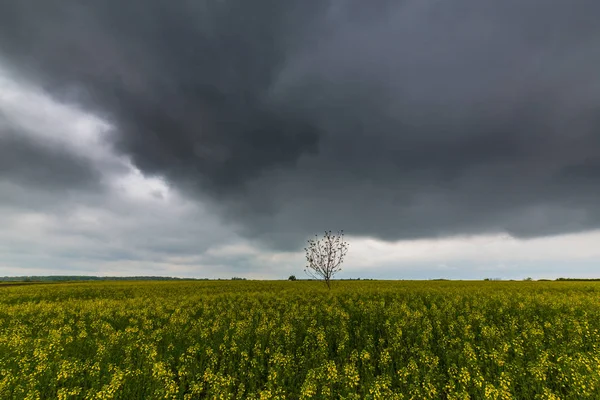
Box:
[288,275,297,281]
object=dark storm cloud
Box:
[2,0,600,249]
[0,0,325,193]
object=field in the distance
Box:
[1,280,599,399]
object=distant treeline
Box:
[555,278,600,281]
[485,277,600,282]
[0,276,204,282]
[2,276,599,283]
[1,276,376,283]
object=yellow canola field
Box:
[1,280,599,399]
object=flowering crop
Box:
[1,280,599,399]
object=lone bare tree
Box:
[304,230,349,289]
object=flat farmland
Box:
[1,280,599,399]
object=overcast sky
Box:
[1,0,600,279]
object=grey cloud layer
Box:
[1,0,600,249]
[0,130,100,190]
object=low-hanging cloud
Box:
[1,0,600,250]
